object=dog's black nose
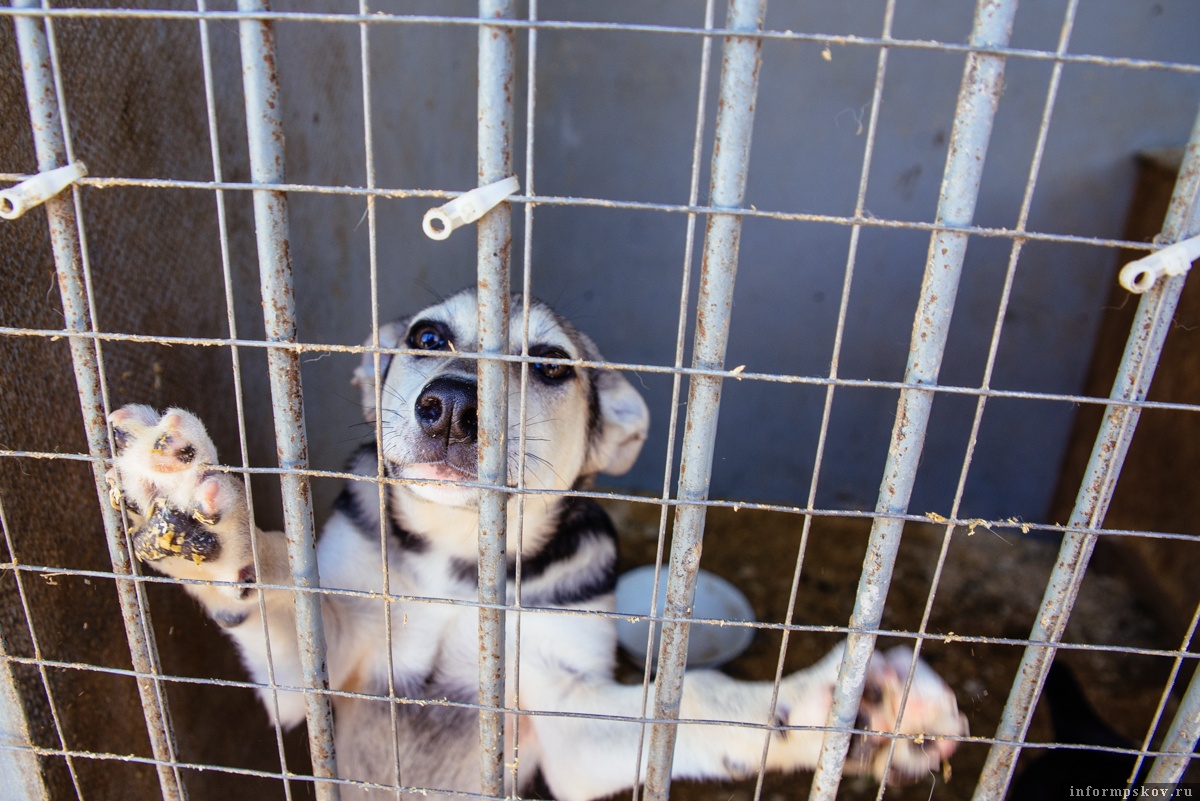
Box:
[415,376,478,445]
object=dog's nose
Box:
[415,376,478,445]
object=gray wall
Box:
[267,0,1200,523]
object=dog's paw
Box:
[107,406,251,580]
[849,646,968,783]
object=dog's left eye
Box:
[529,346,574,382]
[407,322,449,351]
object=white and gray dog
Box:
[105,289,967,800]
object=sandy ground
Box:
[599,499,1195,801]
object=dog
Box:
[105,288,968,800]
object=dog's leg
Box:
[106,405,309,725]
[518,614,966,801]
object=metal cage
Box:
[1,1,1198,800]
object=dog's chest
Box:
[389,562,483,695]
[320,484,620,696]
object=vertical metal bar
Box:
[0,636,48,801]
[974,102,1200,799]
[808,2,1018,798]
[235,2,339,797]
[1142,600,1200,786]
[11,3,187,799]
[195,2,297,797]
[355,3,405,798]
[476,1,514,797]
[1132,603,1199,784]
[755,3,899,799]
[642,2,766,799]
[1145,633,1200,785]
[510,0,540,791]
[872,3,1077,792]
[630,3,717,800]
[1,496,61,801]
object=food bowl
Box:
[614,565,756,670]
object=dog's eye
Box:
[407,322,448,352]
[529,346,574,382]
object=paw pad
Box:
[150,432,199,472]
[132,498,222,566]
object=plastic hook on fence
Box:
[0,162,87,220]
[1119,233,1200,293]
[423,175,520,240]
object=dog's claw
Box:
[106,469,122,510]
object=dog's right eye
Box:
[407,322,448,351]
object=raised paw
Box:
[850,646,968,783]
[109,406,220,510]
[107,405,252,584]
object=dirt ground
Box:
[599,498,1197,801]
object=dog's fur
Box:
[106,289,968,800]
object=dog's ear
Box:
[575,331,649,476]
[586,365,649,477]
[353,320,407,423]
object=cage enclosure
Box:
[1,2,1199,800]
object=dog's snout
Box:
[415,376,477,445]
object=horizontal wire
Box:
[6,561,1200,663]
[8,730,1183,801]
[0,742,492,801]
[0,655,1190,761]
[5,325,1199,416]
[0,6,1196,75]
[0,449,1195,543]
[0,172,1160,254]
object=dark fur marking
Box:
[848,709,877,764]
[526,497,615,579]
[529,558,616,608]
[450,497,618,607]
[335,445,428,554]
[212,608,250,629]
[119,494,142,517]
[862,678,883,706]
[237,564,256,599]
[585,372,602,446]
[721,756,753,779]
[774,703,791,740]
[448,558,473,585]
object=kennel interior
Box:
[1,1,1199,799]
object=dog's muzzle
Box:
[416,376,478,444]
[408,376,480,477]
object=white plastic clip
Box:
[1118,234,1200,294]
[422,175,520,241]
[0,162,88,220]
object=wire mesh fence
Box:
[1,1,1198,800]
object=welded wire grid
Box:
[1,2,1199,801]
